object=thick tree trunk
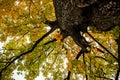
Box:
[53,0,90,51]
[53,0,120,31]
[52,0,120,79]
[52,0,120,50]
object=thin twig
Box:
[95,75,111,79]
[96,47,105,53]
[115,69,120,80]
[94,56,108,62]
[83,53,88,80]
[76,50,83,60]
[29,48,54,65]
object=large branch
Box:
[0,21,57,78]
[87,32,118,61]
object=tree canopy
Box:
[0,0,120,80]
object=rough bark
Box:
[53,0,120,31]
[53,0,90,51]
[52,0,120,51]
[92,0,120,31]
[52,0,120,79]
[1,0,120,79]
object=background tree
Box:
[0,0,120,80]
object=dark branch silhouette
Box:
[0,21,57,78]
[76,49,83,60]
[87,31,119,79]
[0,0,120,79]
[87,32,118,60]
[94,56,108,62]
[83,53,88,80]
[115,69,120,80]
[64,71,71,80]
[29,48,54,65]
[65,49,85,80]
[96,47,105,53]
[95,75,111,79]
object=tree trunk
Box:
[52,0,120,79]
[52,0,120,50]
[53,0,120,31]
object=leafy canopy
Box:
[0,0,119,80]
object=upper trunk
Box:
[53,0,120,31]
[52,0,120,50]
[53,0,83,31]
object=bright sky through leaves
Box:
[0,0,119,80]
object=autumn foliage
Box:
[0,0,119,80]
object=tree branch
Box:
[29,48,54,65]
[87,32,117,61]
[83,53,88,80]
[64,71,71,80]
[95,75,111,79]
[76,49,83,60]
[96,47,105,53]
[115,69,120,80]
[45,20,58,28]
[0,22,57,78]
[94,56,108,62]
[65,50,84,80]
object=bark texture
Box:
[52,0,120,50]
[92,0,120,30]
[52,0,120,79]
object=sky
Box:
[0,42,4,52]
[12,69,45,80]
[0,40,83,80]
[0,41,45,80]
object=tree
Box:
[0,0,120,80]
